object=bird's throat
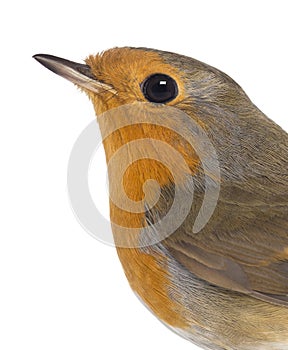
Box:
[97,119,200,234]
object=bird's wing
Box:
[161,183,288,306]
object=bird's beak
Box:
[33,54,116,94]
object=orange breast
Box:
[97,116,199,329]
[116,246,188,328]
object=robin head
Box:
[33,47,286,238]
[33,47,251,186]
[33,48,227,236]
[33,47,251,116]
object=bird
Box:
[33,47,288,350]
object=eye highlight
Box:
[140,73,178,103]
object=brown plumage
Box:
[34,47,288,350]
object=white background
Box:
[1,1,287,349]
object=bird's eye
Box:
[140,74,178,103]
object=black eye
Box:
[141,73,178,103]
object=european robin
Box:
[34,48,288,350]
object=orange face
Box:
[84,47,187,115]
[78,48,201,235]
